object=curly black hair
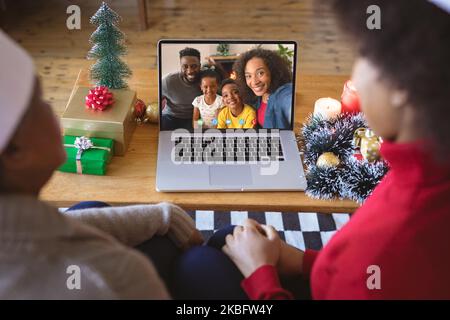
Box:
[200,69,221,84]
[233,48,292,104]
[220,78,238,91]
[328,0,450,156]
[179,47,201,61]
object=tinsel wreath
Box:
[300,113,389,203]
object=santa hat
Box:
[0,29,35,154]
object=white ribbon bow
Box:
[63,136,111,174]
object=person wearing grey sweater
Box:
[0,30,203,299]
[0,197,201,299]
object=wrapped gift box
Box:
[61,86,137,156]
[58,136,114,175]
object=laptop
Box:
[156,40,307,192]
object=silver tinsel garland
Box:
[301,113,388,204]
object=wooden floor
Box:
[2,0,356,117]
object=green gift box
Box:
[58,136,114,175]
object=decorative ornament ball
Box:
[316,152,340,168]
[361,139,381,163]
[146,102,159,123]
[353,128,381,163]
[134,99,147,119]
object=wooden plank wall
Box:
[1,0,356,116]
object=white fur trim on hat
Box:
[429,0,450,13]
[0,29,35,154]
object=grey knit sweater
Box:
[0,195,198,299]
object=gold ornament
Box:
[353,128,382,162]
[316,152,340,168]
[145,102,159,124]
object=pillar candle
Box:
[341,80,361,114]
[313,97,342,120]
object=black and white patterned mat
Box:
[187,211,350,251]
[61,207,350,250]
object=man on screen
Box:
[161,47,202,130]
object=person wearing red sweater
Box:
[239,139,450,299]
[172,0,450,300]
[229,0,450,299]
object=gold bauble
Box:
[361,138,381,162]
[316,152,340,168]
[353,128,381,162]
[145,103,159,123]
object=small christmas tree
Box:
[87,2,132,89]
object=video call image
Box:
[160,42,296,131]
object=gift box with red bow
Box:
[61,86,137,156]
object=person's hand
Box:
[222,222,281,278]
[239,219,304,276]
[278,241,304,276]
[242,218,266,235]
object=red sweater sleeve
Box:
[241,265,293,300]
[302,250,320,278]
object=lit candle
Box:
[313,97,342,120]
[341,80,361,114]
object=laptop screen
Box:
[158,40,297,131]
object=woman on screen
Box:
[233,48,293,129]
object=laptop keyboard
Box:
[173,134,285,163]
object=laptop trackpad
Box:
[209,165,253,186]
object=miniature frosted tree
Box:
[87,2,131,89]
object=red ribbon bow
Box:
[85,86,114,111]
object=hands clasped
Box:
[222,219,304,278]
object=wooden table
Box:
[40,69,359,213]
